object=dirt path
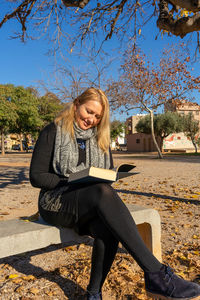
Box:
[0,153,199,299]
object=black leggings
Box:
[77,183,162,294]
[40,183,162,294]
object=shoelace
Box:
[164,266,176,296]
[165,266,174,277]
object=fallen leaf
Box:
[29,287,39,295]
[190,195,199,199]
[192,235,199,239]
[13,278,23,284]
[9,274,19,279]
[20,211,39,222]
[64,246,76,252]
[22,275,36,281]
[176,271,186,278]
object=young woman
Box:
[30,87,200,300]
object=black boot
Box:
[144,264,200,299]
[86,291,102,300]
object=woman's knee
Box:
[89,183,116,205]
[79,183,114,202]
[77,183,119,215]
[94,183,124,212]
[94,183,115,197]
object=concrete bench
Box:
[0,204,162,261]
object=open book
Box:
[68,164,138,184]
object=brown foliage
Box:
[107,44,200,113]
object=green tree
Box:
[135,115,151,135]
[136,112,184,151]
[183,112,199,153]
[10,86,43,151]
[110,120,125,146]
[0,84,17,155]
[38,92,64,125]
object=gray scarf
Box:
[53,122,110,177]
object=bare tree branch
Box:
[105,0,128,40]
[1,0,200,52]
[0,0,36,29]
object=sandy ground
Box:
[0,152,199,299]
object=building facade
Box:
[126,100,200,152]
[164,99,200,127]
[163,100,200,151]
[126,114,161,152]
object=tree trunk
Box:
[24,134,29,153]
[1,130,5,156]
[160,136,164,153]
[19,134,24,152]
[191,139,198,153]
[150,110,163,159]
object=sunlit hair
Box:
[54,87,110,153]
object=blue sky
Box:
[0,3,200,120]
[0,16,178,88]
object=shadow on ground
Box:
[116,189,200,206]
[0,167,29,189]
[0,244,86,299]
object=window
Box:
[196,111,199,115]
[136,139,140,144]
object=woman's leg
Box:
[77,183,162,273]
[86,218,119,295]
[77,183,200,300]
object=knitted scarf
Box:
[53,122,110,177]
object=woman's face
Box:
[75,100,103,130]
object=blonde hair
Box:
[54,87,110,152]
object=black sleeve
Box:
[29,122,68,190]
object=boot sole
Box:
[146,291,200,300]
